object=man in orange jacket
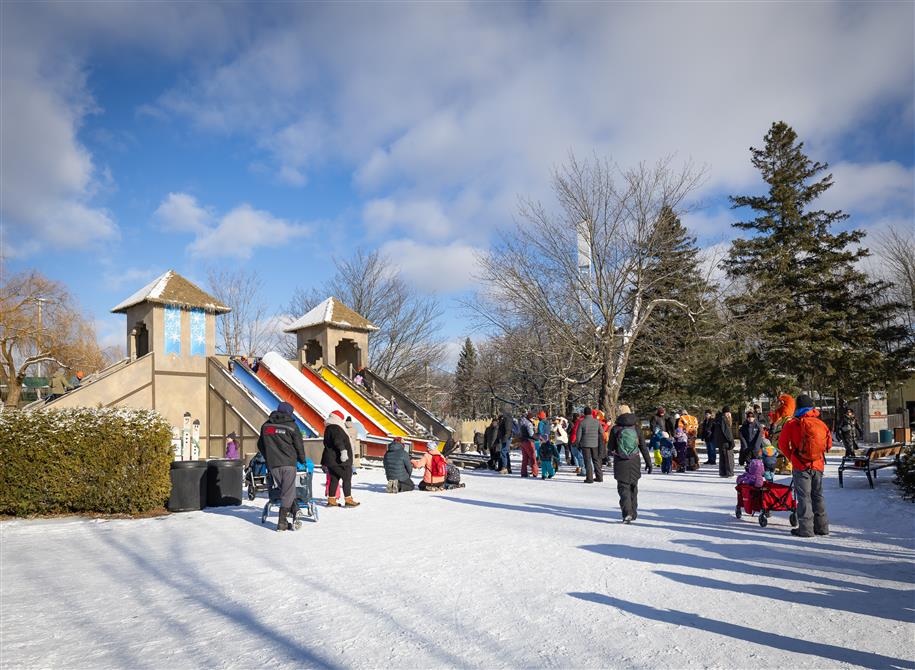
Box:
[778,394,831,538]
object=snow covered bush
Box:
[0,408,173,516]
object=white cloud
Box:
[102,265,165,292]
[150,192,310,259]
[821,161,915,215]
[154,193,213,234]
[380,239,481,293]
[147,3,912,229]
[186,203,309,259]
[363,197,452,239]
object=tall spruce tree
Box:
[725,121,909,402]
[453,337,479,418]
[621,206,718,411]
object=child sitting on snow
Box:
[538,440,559,479]
[673,428,689,473]
[659,432,676,474]
[443,460,465,489]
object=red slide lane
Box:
[298,365,388,437]
[257,365,326,433]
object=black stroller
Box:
[261,462,320,527]
[244,452,269,501]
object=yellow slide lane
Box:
[320,367,410,436]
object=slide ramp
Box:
[318,365,413,437]
[297,365,391,438]
[230,360,316,436]
[361,368,453,442]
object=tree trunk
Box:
[4,382,21,408]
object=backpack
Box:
[613,426,640,459]
[793,415,830,465]
[511,419,520,437]
[430,454,447,478]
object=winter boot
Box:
[344,496,360,508]
[386,480,399,494]
[623,514,633,524]
[327,497,339,507]
[276,507,289,532]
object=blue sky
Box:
[2,2,913,363]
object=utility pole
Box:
[34,297,48,399]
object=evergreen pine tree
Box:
[725,121,910,401]
[622,206,717,411]
[453,337,478,418]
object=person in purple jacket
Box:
[225,432,240,460]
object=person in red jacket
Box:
[778,394,831,538]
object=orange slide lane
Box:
[257,365,327,433]
[298,365,388,438]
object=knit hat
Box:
[796,394,815,409]
[538,411,547,419]
[427,443,438,452]
[227,432,237,440]
[331,410,345,421]
[618,404,632,414]
[277,401,294,415]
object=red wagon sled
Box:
[735,481,798,528]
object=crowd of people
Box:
[255,392,850,538]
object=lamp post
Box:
[33,297,48,399]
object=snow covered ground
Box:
[2,454,913,670]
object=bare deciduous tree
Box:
[876,226,915,319]
[285,250,445,385]
[474,153,705,416]
[207,268,271,357]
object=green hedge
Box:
[0,408,173,516]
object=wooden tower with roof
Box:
[283,297,378,374]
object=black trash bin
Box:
[206,459,244,507]
[168,460,208,512]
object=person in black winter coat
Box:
[738,411,764,466]
[838,409,861,458]
[483,418,500,470]
[383,437,414,492]
[714,408,736,478]
[257,401,306,531]
[609,407,652,522]
[496,406,514,474]
[323,410,359,507]
[700,409,716,465]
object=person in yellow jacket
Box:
[768,394,795,474]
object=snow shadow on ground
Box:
[567,592,915,670]
[436,495,614,524]
[90,530,342,669]
[579,543,914,625]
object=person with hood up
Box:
[519,411,540,478]
[575,407,605,483]
[322,410,360,507]
[714,407,736,478]
[384,436,414,493]
[258,401,307,531]
[551,416,569,468]
[778,394,831,537]
[47,368,70,401]
[412,443,448,490]
[497,406,514,474]
[738,411,764,467]
[609,405,652,523]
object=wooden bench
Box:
[838,444,904,488]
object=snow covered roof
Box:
[111,270,231,314]
[283,297,378,333]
